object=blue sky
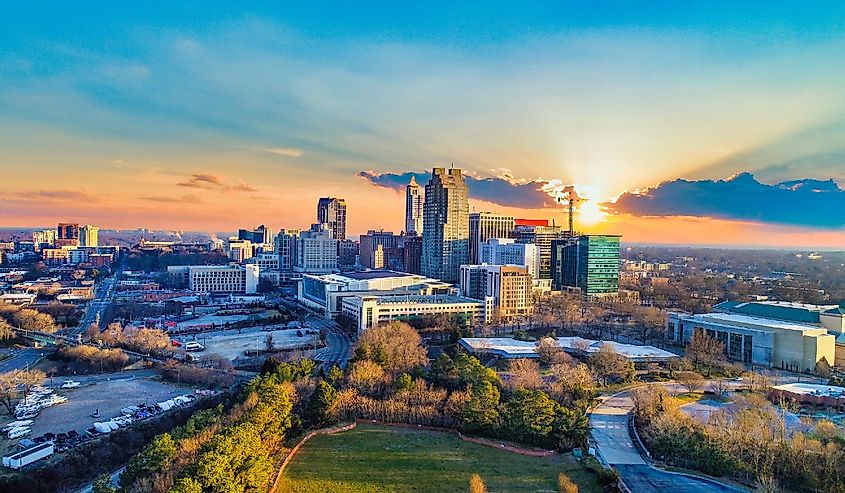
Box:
[1,2,845,246]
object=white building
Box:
[295,226,337,274]
[459,264,533,321]
[459,336,679,362]
[226,238,254,263]
[469,213,515,264]
[405,176,424,235]
[479,238,539,279]
[168,264,260,294]
[342,294,491,334]
[298,270,453,318]
[254,253,280,285]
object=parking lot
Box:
[14,377,190,446]
[193,326,319,360]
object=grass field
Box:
[278,423,603,493]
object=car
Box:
[60,380,81,389]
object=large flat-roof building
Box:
[459,337,678,363]
[168,264,260,294]
[667,311,835,371]
[342,294,491,334]
[297,270,452,318]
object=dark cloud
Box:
[609,173,845,228]
[0,190,97,202]
[358,170,564,209]
[177,174,257,193]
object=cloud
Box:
[358,170,570,209]
[139,194,204,204]
[177,173,257,193]
[0,190,98,202]
[608,173,845,228]
[261,147,304,158]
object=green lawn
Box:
[278,423,603,493]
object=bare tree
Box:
[676,371,705,394]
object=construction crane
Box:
[557,186,584,237]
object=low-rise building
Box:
[459,336,678,362]
[342,294,491,334]
[168,264,260,294]
[459,264,533,321]
[667,311,835,371]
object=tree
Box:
[120,433,177,490]
[631,306,665,344]
[326,364,344,388]
[558,473,579,493]
[264,333,275,352]
[507,359,543,390]
[0,319,15,341]
[676,371,705,394]
[91,474,116,493]
[536,337,572,366]
[306,379,338,427]
[170,478,203,493]
[354,321,427,374]
[548,363,596,407]
[502,388,557,444]
[686,331,725,376]
[469,474,487,493]
[815,357,832,379]
[395,372,414,392]
[460,381,500,433]
[588,345,634,386]
[347,360,387,396]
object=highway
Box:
[72,256,126,336]
[0,347,44,373]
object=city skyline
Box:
[2,4,845,247]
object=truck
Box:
[3,442,54,469]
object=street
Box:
[72,256,126,336]
[0,347,44,373]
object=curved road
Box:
[590,390,743,493]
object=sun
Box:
[577,200,607,226]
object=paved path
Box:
[590,388,744,493]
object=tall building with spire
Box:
[316,197,347,240]
[405,176,424,235]
[421,167,469,283]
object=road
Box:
[590,389,743,493]
[0,347,44,373]
[310,316,352,369]
[72,256,126,336]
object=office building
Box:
[342,294,491,335]
[480,238,539,279]
[168,264,260,294]
[405,176,424,235]
[226,238,254,263]
[32,230,56,250]
[551,235,620,296]
[460,264,533,321]
[56,223,80,247]
[469,212,514,264]
[254,253,280,285]
[403,234,422,274]
[667,311,835,371]
[338,239,358,267]
[317,197,347,240]
[514,223,568,279]
[359,230,402,269]
[295,225,338,274]
[298,270,453,318]
[80,225,99,247]
[239,225,273,246]
[421,167,469,283]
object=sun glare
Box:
[577,200,607,226]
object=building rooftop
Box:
[772,383,845,398]
[341,270,415,280]
[692,312,826,333]
[459,336,678,361]
[713,300,841,324]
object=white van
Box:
[8,427,31,439]
[184,341,205,352]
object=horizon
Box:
[2,3,845,247]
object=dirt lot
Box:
[12,377,190,442]
[195,326,318,360]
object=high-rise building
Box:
[405,176,424,235]
[274,229,300,282]
[32,229,56,250]
[469,212,514,264]
[80,225,99,247]
[359,230,402,269]
[227,238,254,262]
[515,223,569,279]
[551,235,621,296]
[460,264,533,321]
[480,238,539,279]
[403,234,422,274]
[421,167,469,283]
[295,224,338,274]
[338,239,359,267]
[317,197,347,240]
[56,223,80,247]
[239,225,273,246]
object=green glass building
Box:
[551,235,620,296]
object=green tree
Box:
[460,381,501,433]
[194,422,274,493]
[170,477,203,493]
[306,379,338,427]
[92,474,116,493]
[554,407,590,450]
[120,433,176,490]
[395,372,414,392]
[502,388,557,444]
[326,364,344,388]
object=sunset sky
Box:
[2,3,845,247]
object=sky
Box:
[2,2,845,247]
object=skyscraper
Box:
[468,212,514,264]
[551,235,621,296]
[421,167,469,283]
[56,222,80,247]
[80,225,99,247]
[405,176,424,235]
[317,197,347,240]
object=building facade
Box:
[468,212,515,264]
[80,225,99,247]
[294,225,338,274]
[359,230,402,269]
[342,294,490,334]
[168,264,260,294]
[226,238,254,263]
[405,176,424,235]
[56,223,80,247]
[480,238,539,279]
[460,264,533,321]
[514,224,568,279]
[421,167,469,283]
[317,197,347,240]
[403,234,422,274]
[551,235,620,296]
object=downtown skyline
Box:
[2,3,845,247]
